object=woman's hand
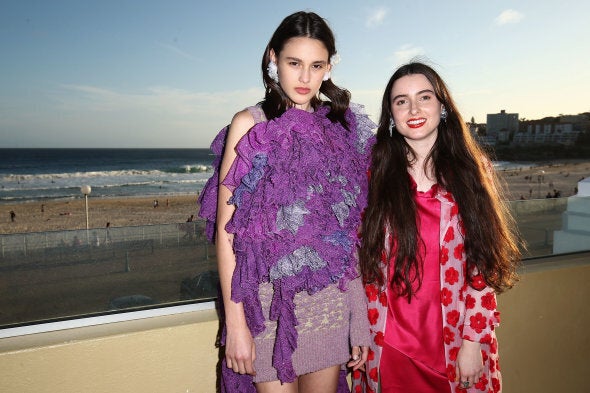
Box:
[347,345,369,371]
[456,339,483,389]
[225,326,257,376]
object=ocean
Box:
[0,148,214,204]
[0,148,534,205]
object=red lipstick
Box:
[407,118,426,128]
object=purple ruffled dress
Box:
[198,104,375,392]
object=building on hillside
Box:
[487,110,519,140]
[514,118,581,146]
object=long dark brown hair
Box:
[260,11,350,129]
[359,62,521,300]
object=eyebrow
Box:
[391,89,435,101]
[284,56,328,64]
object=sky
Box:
[1,1,589,148]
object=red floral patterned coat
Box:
[351,188,502,393]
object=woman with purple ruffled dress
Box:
[197,11,375,393]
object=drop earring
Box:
[389,117,396,137]
[441,106,448,121]
[267,61,279,83]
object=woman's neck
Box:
[409,156,436,192]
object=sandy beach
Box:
[0,194,200,235]
[498,159,589,201]
[1,160,589,235]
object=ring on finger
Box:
[462,381,470,388]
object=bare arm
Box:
[216,109,256,375]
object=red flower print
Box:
[446,364,456,381]
[444,226,455,243]
[368,308,379,325]
[492,377,501,392]
[480,333,492,344]
[445,267,459,285]
[470,312,488,333]
[446,309,460,327]
[443,326,455,344]
[449,346,460,361]
[481,349,489,363]
[490,338,498,354]
[489,358,495,373]
[443,192,454,203]
[369,366,378,382]
[481,292,496,310]
[352,370,361,380]
[465,294,476,309]
[354,386,362,393]
[475,374,489,390]
[379,290,387,307]
[450,204,459,217]
[441,246,449,265]
[365,284,378,302]
[453,243,464,260]
[374,331,384,347]
[471,274,486,290]
[441,287,453,306]
[367,348,375,361]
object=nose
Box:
[409,100,419,115]
[299,67,310,83]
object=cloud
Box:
[366,7,388,28]
[494,9,524,25]
[55,84,262,117]
[157,41,199,61]
[17,84,266,147]
[391,44,426,65]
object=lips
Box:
[407,118,426,128]
[295,87,311,95]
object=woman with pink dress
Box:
[352,62,522,393]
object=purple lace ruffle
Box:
[198,104,375,390]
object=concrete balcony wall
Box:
[0,252,588,393]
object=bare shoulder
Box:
[229,109,256,138]
[221,108,257,157]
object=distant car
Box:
[108,294,156,310]
[180,270,220,300]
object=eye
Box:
[420,94,432,101]
[394,99,407,106]
[288,61,300,67]
[312,63,325,70]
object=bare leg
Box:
[256,380,298,393]
[298,365,341,393]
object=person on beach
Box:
[105,222,112,245]
[352,62,521,393]
[198,11,373,393]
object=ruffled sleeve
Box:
[197,125,229,243]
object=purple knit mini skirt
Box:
[252,282,350,383]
